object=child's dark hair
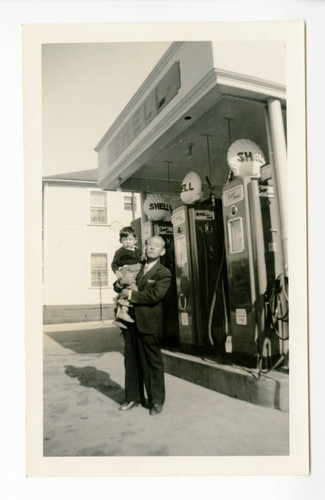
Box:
[119,226,136,241]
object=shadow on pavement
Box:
[64,365,125,405]
[46,328,125,354]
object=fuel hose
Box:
[208,244,226,346]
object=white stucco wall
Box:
[43,183,141,306]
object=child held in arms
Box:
[111,226,143,328]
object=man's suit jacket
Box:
[130,261,171,336]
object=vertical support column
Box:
[267,98,288,276]
[130,192,137,221]
[139,191,148,255]
[140,191,147,224]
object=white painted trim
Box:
[216,68,286,100]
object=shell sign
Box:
[143,193,172,221]
[227,139,265,178]
[180,171,202,205]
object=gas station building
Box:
[95,41,288,371]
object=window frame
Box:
[90,252,108,287]
[124,195,136,211]
[90,190,107,225]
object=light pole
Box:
[97,271,102,321]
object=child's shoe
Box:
[116,309,135,323]
[112,319,128,329]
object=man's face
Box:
[146,236,165,260]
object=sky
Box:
[42,42,171,176]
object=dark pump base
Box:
[230,352,285,371]
[179,341,226,357]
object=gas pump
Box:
[172,201,228,355]
[222,166,288,368]
[141,220,179,346]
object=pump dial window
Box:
[228,217,244,253]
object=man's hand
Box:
[119,288,130,299]
[119,271,136,286]
[115,269,123,280]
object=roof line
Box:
[42,178,98,184]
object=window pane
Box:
[90,191,107,224]
[91,208,107,224]
[124,195,136,211]
[91,253,108,286]
[90,191,107,207]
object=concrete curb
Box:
[162,350,289,412]
[43,321,114,332]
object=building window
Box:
[90,191,107,224]
[124,195,136,211]
[91,253,108,287]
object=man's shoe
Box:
[118,401,138,411]
[150,404,163,416]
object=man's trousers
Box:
[123,325,165,408]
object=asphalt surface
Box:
[43,322,289,457]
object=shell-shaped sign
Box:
[180,171,202,205]
[143,193,171,221]
[227,139,265,178]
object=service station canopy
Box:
[95,42,286,201]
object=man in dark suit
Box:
[115,235,171,416]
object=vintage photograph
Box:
[24,22,308,476]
